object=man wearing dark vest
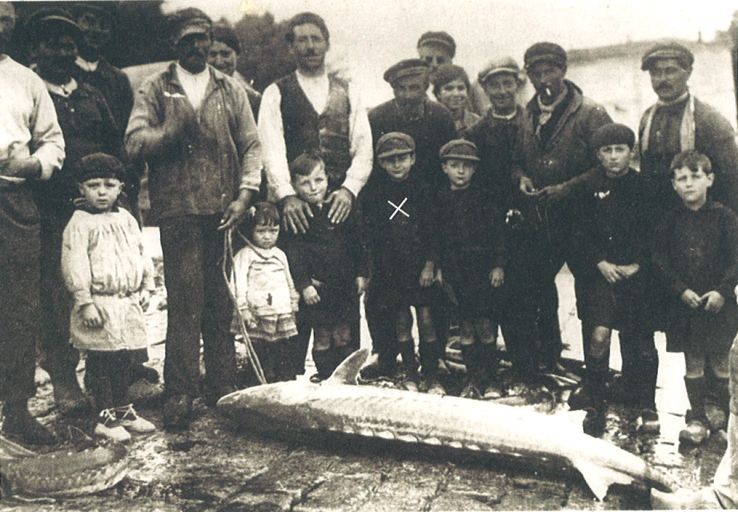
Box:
[259,12,372,376]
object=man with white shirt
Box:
[125,8,262,430]
[0,1,65,445]
[258,12,372,377]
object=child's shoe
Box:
[482,382,504,400]
[636,408,661,434]
[704,403,727,432]
[418,373,445,395]
[360,356,397,380]
[567,386,592,411]
[583,405,607,436]
[116,404,156,434]
[459,381,481,399]
[679,410,709,445]
[94,409,131,443]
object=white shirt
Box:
[175,63,210,112]
[0,56,64,183]
[75,56,99,72]
[258,69,373,201]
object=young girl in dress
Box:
[62,153,156,442]
[230,202,299,383]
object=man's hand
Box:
[326,187,354,224]
[419,261,435,288]
[519,176,539,196]
[161,99,197,143]
[239,307,257,329]
[80,303,104,329]
[356,276,367,295]
[282,195,313,234]
[539,182,570,203]
[617,263,640,279]
[597,260,623,284]
[702,291,725,313]
[302,285,320,305]
[0,157,41,179]
[680,289,704,309]
[489,267,505,288]
[220,199,249,231]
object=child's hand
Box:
[80,303,104,328]
[680,289,704,309]
[303,285,321,305]
[139,289,152,311]
[702,291,725,313]
[435,268,444,284]
[597,260,623,284]
[310,278,324,288]
[489,267,505,288]
[419,262,435,288]
[356,277,367,295]
[240,308,257,329]
[618,263,640,279]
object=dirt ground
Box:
[0,228,728,511]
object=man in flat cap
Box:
[26,7,124,417]
[416,30,489,115]
[511,41,612,373]
[126,7,262,430]
[0,1,64,445]
[639,41,738,216]
[208,23,261,119]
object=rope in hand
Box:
[222,226,267,385]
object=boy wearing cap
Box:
[62,152,156,442]
[652,150,738,446]
[570,123,660,435]
[361,132,443,394]
[430,64,480,133]
[437,139,506,399]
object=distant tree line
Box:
[10,1,294,92]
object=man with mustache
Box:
[511,42,612,374]
[126,8,262,430]
[0,1,65,445]
[259,12,372,378]
[26,8,123,418]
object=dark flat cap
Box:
[71,2,116,20]
[417,31,456,58]
[25,7,82,42]
[591,123,636,150]
[440,139,480,162]
[641,41,694,71]
[524,42,567,69]
[212,23,241,54]
[478,56,524,84]
[384,58,430,84]
[170,7,212,43]
[376,132,415,159]
[76,152,126,183]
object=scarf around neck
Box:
[535,84,568,135]
[640,91,695,154]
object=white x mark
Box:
[388,197,409,219]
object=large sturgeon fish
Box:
[218,349,673,500]
[0,435,128,498]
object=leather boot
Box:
[2,400,57,445]
[312,349,336,381]
[583,357,608,436]
[51,369,89,417]
[705,376,729,432]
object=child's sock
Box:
[684,376,708,421]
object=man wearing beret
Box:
[0,1,64,445]
[126,8,262,429]
[416,30,490,115]
[208,23,261,119]
[511,41,613,373]
[639,41,738,217]
[27,8,124,417]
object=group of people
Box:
[2,5,738,494]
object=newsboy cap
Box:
[75,152,126,183]
[25,7,82,43]
[170,7,212,44]
[439,139,480,162]
[524,42,567,69]
[383,59,430,84]
[478,56,524,84]
[591,123,636,150]
[640,41,694,71]
[417,31,456,58]
[376,132,416,159]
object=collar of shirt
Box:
[175,62,211,111]
[656,90,690,108]
[44,77,78,98]
[76,56,99,72]
[295,69,329,114]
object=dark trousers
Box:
[0,186,41,402]
[37,205,80,384]
[160,215,236,397]
[86,350,131,411]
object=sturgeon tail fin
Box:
[325,349,370,385]
[572,457,674,501]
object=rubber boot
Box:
[460,344,482,399]
[582,357,608,436]
[680,376,709,445]
[2,400,57,445]
[418,341,444,395]
[478,341,503,399]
